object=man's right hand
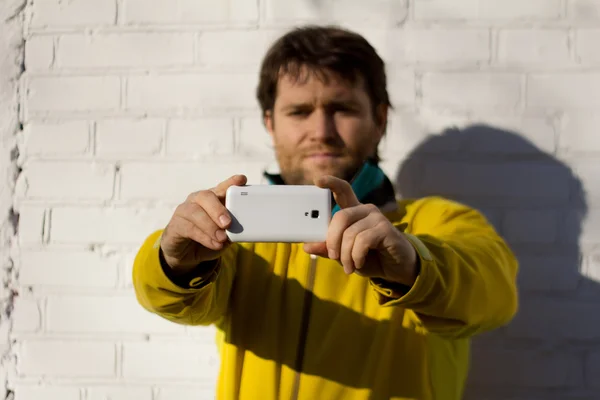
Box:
[160,174,247,273]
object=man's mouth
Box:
[306,152,341,160]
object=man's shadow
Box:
[395,124,598,398]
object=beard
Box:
[276,149,365,185]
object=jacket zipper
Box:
[290,254,317,400]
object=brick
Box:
[198,30,282,68]
[264,0,408,26]
[96,119,163,156]
[57,33,194,68]
[265,0,323,21]
[560,114,600,153]
[30,0,117,27]
[576,30,600,64]
[13,386,80,400]
[572,160,600,201]
[119,161,266,201]
[18,161,114,200]
[460,116,556,154]
[12,297,41,333]
[467,348,583,388]
[123,0,257,24]
[422,73,521,110]
[17,205,46,245]
[528,74,600,109]
[498,30,571,65]
[388,69,416,107]
[88,386,152,400]
[166,118,234,157]
[27,76,120,113]
[122,341,219,379]
[46,294,184,334]
[586,252,600,282]
[121,252,136,288]
[517,253,581,292]
[237,117,273,156]
[503,210,558,244]
[421,161,571,206]
[25,36,54,70]
[404,29,489,64]
[126,74,257,111]
[415,0,561,20]
[569,0,600,21]
[330,0,409,25]
[23,120,90,157]
[20,249,118,288]
[415,0,480,19]
[49,206,172,244]
[156,387,217,400]
[507,296,600,341]
[587,351,600,389]
[18,340,115,377]
[481,0,562,19]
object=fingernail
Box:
[219,215,231,227]
[216,230,227,241]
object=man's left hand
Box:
[303,175,419,287]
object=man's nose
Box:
[310,109,336,140]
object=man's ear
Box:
[264,110,274,137]
[374,104,388,141]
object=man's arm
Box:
[132,229,238,326]
[370,197,519,339]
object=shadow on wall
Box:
[395,125,598,399]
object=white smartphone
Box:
[225,185,331,243]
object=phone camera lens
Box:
[311,210,319,218]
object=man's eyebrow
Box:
[281,102,313,111]
[281,99,361,111]
[326,99,361,107]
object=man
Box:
[132,25,518,400]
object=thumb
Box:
[315,175,360,209]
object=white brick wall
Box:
[1,1,23,395]
[0,0,597,399]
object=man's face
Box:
[264,68,387,185]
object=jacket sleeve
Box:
[132,229,238,326]
[370,197,519,339]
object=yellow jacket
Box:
[132,196,518,400]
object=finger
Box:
[212,174,248,199]
[352,227,385,271]
[190,190,232,230]
[178,202,227,243]
[339,214,378,274]
[315,175,360,209]
[326,205,372,261]
[171,215,224,250]
[303,242,328,257]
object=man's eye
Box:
[334,107,357,115]
[289,110,309,116]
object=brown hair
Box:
[256,25,392,162]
